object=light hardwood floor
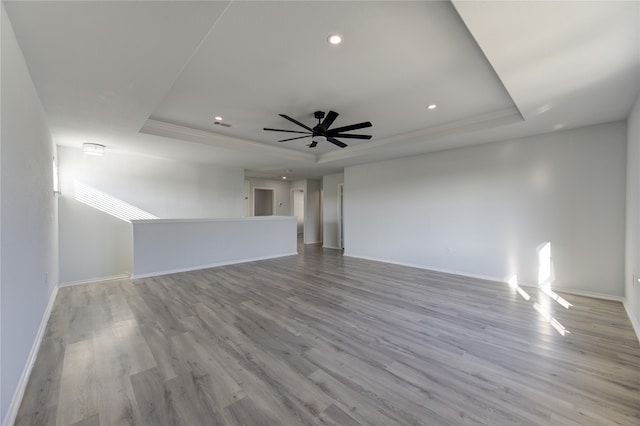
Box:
[15,244,640,425]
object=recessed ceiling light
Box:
[427,104,437,110]
[214,116,223,121]
[327,33,343,45]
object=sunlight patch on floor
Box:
[506,269,570,336]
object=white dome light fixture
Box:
[327,33,343,45]
[83,143,105,156]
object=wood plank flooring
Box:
[15,244,640,425]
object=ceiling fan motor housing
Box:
[263,110,372,148]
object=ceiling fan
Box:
[264,111,372,148]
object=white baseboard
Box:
[322,245,342,250]
[58,273,131,287]
[344,252,506,284]
[344,252,625,301]
[552,288,624,302]
[2,286,59,426]
[623,300,640,343]
[132,252,299,279]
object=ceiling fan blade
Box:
[327,121,372,134]
[331,133,372,139]
[278,135,311,142]
[308,140,318,148]
[320,110,339,131]
[327,136,347,148]
[279,114,313,131]
[264,128,311,134]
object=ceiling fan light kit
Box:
[264,110,372,148]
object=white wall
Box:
[58,146,244,284]
[1,6,58,423]
[625,95,640,338]
[246,178,291,216]
[132,217,297,278]
[323,173,344,249]
[345,122,627,298]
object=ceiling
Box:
[4,1,639,180]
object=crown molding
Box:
[140,119,317,163]
[317,107,523,164]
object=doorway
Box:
[292,188,304,235]
[254,188,275,216]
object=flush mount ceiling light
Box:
[83,143,105,156]
[213,116,232,128]
[327,33,343,45]
[427,104,437,110]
